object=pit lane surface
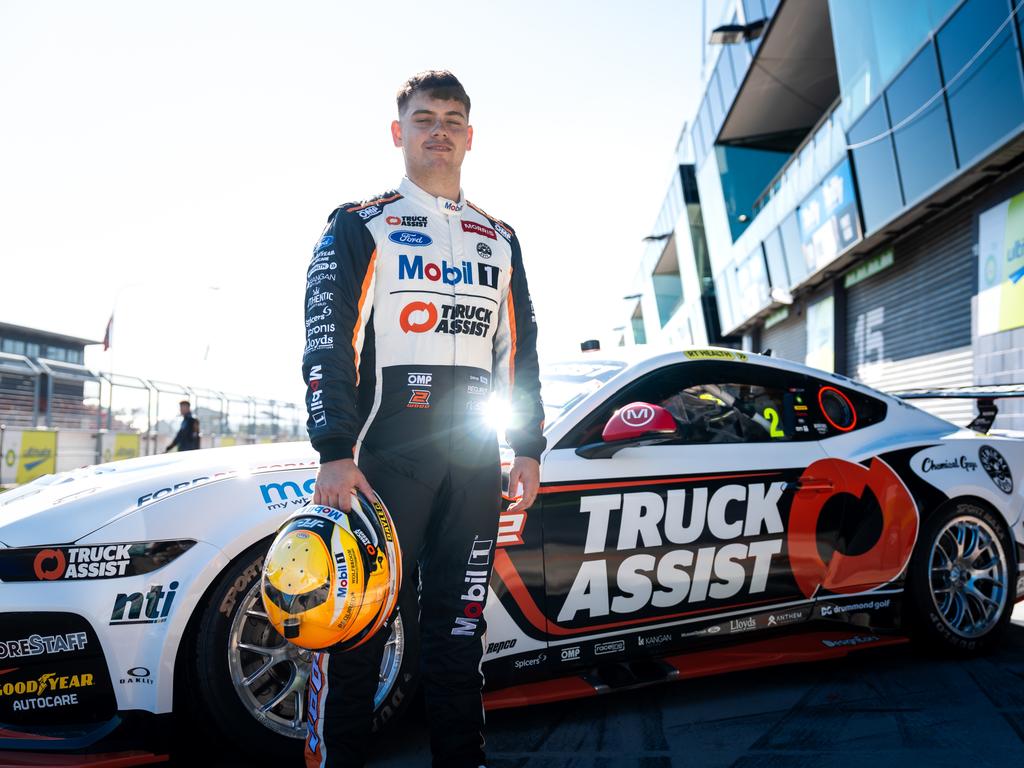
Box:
[186,604,1024,767]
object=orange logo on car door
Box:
[788,457,918,598]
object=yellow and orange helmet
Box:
[261,492,401,651]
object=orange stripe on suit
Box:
[506,277,518,388]
[352,249,377,386]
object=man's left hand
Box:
[507,457,540,513]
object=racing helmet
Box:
[261,491,401,651]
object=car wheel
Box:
[906,500,1018,654]
[189,541,419,759]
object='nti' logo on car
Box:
[110,582,179,625]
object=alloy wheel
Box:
[929,515,1008,638]
[227,580,405,738]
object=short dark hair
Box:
[179,400,191,408]
[397,70,471,117]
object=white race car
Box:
[1,347,1022,765]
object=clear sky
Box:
[0,0,704,404]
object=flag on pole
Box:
[103,313,113,351]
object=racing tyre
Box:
[906,500,1018,655]
[184,541,419,759]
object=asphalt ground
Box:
[181,602,1024,767]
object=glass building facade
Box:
[617,0,1024,429]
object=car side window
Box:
[804,375,888,437]
[659,380,799,444]
[557,360,817,448]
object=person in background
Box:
[165,400,200,451]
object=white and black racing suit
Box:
[301,176,545,768]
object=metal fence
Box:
[0,352,304,484]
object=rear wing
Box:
[891,385,1024,434]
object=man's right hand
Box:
[313,458,375,511]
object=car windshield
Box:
[540,359,626,426]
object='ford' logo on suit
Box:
[388,231,433,247]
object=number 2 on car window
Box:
[762,407,784,438]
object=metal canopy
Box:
[717,0,839,152]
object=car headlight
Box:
[0,540,196,582]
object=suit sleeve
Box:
[493,232,546,460]
[302,208,377,463]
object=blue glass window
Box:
[885,42,956,202]
[848,99,904,232]
[719,51,739,106]
[744,0,766,55]
[716,145,789,241]
[708,70,725,129]
[728,25,753,87]
[692,117,706,166]
[743,0,765,21]
[699,96,715,152]
[938,0,1024,166]
[829,0,959,127]
[779,211,808,286]
[763,228,790,289]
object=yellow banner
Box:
[978,191,1024,335]
[114,433,140,461]
[219,436,237,447]
[17,430,56,484]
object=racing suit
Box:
[301,176,545,767]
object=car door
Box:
[536,358,836,667]
[801,374,918,604]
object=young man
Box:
[301,71,544,768]
[164,400,199,452]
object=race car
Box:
[1,346,1022,765]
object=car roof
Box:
[543,345,899,402]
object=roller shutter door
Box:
[845,206,974,425]
[760,308,806,364]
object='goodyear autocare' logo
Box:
[0,671,95,699]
